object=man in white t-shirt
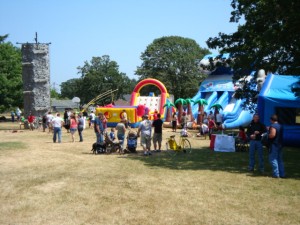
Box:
[197,122,209,139]
[216,112,223,127]
[137,115,152,156]
[51,113,64,143]
[89,111,96,128]
[46,112,54,133]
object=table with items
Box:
[210,134,235,152]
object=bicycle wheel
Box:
[182,139,192,154]
[165,142,177,156]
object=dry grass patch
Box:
[0,122,299,225]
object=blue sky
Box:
[1,0,241,90]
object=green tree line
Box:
[1,0,299,112]
[0,35,22,113]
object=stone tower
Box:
[21,43,51,117]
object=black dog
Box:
[91,142,106,154]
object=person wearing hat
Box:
[137,114,152,156]
[268,114,285,178]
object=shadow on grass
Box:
[0,142,27,150]
[125,147,300,179]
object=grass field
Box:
[0,121,299,225]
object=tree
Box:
[136,36,210,100]
[206,0,300,111]
[60,78,81,99]
[61,55,137,104]
[50,88,61,99]
[0,35,22,112]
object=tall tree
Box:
[60,78,81,99]
[136,36,210,100]
[207,0,300,111]
[0,35,22,112]
[50,88,61,99]
[61,55,137,104]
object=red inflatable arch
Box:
[130,78,168,116]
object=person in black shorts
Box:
[152,113,163,152]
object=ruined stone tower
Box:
[21,43,51,117]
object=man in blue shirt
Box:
[268,114,285,178]
[94,113,104,143]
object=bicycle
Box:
[165,135,192,156]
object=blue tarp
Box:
[258,74,300,147]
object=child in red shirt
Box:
[208,118,216,140]
[237,126,247,142]
[27,112,35,131]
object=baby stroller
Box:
[126,130,138,153]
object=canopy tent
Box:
[258,74,300,147]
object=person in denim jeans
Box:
[246,114,267,172]
[77,113,84,142]
[94,113,104,143]
[115,119,126,150]
[268,114,285,178]
[51,113,64,143]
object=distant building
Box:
[51,99,78,112]
[114,94,131,106]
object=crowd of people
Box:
[9,107,285,178]
[170,110,285,178]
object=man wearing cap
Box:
[137,114,152,156]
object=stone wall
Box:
[21,43,50,117]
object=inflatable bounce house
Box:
[191,54,254,129]
[258,74,300,147]
[96,78,169,128]
[195,54,300,147]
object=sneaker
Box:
[248,168,254,172]
[148,152,152,155]
[143,152,148,156]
